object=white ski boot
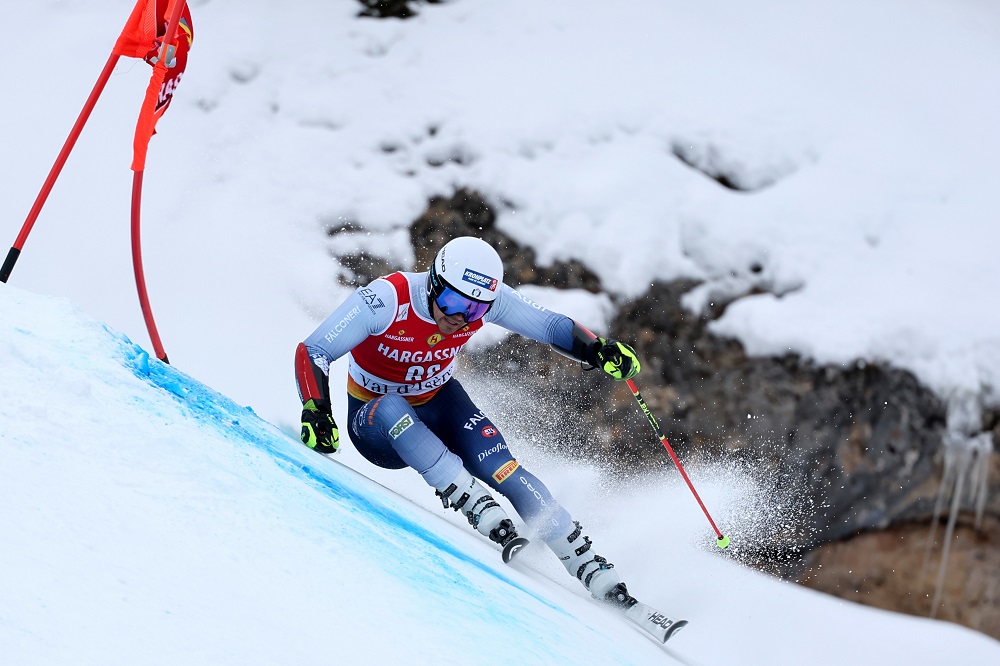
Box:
[546,521,622,600]
[435,468,520,549]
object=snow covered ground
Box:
[3,287,999,664]
[2,0,1000,661]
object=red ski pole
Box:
[575,324,729,549]
[1,54,121,283]
[625,377,730,549]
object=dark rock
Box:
[410,188,602,291]
[336,251,399,287]
[356,0,442,20]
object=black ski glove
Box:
[301,399,339,454]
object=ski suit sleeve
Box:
[484,284,577,349]
[295,280,398,403]
[484,284,604,367]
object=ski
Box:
[604,583,687,643]
[622,599,688,643]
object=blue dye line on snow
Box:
[114,334,566,616]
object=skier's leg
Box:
[544,520,624,601]
[349,394,459,485]
[422,381,570,531]
[473,449,623,599]
[427,381,624,599]
[348,394,514,543]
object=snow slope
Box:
[3,285,999,664]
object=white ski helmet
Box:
[428,237,503,321]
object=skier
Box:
[294,236,642,607]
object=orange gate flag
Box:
[113,0,194,171]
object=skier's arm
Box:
[295,280,397,453]
[484,284,576,347]
[485,285,641,381]
[296,280,398,397]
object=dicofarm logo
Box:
[389,414,414,439]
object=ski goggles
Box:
[433,284,492,323]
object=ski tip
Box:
[624,601,689,644]
[501,536,530,563]
[663,618,688,643]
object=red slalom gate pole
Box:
[1,54,121,284]
[129,171,168,363]
[624,377,729,549]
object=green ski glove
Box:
[301,399,339,454]
[592,338,641,381]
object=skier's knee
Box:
[366,394,415,433]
